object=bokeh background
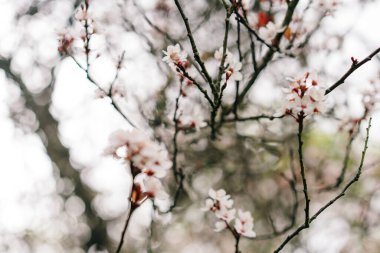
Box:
[1,0,380,252]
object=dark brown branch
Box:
[234,11,279,52]
[223,114,285,123]
[297,113,310,227]
[173,0,214,91]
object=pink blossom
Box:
[162,44,188,70]
[234,209,256,238]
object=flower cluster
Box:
[202,189,256,238]
[283,72,326,119]
[214,47,243,82]
[105,129,172,206]
[162,44,188,70]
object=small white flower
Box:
[103,129,130,158]
[208,189,234,208]
[177,104,207,131]
[162,44,188,70]
[225,60,243,82]
[259,21,284,42]
[201,198,216,212]
[214,47,231,61]
[234,209,256,238]
[214,47,243,82]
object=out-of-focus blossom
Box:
[111,84,127,98]
[259,21,284,42]
[104,129,171,176]
[216,208,236,222]
[225,59,243,82]
[241,0,253,10]
[318,0,339,10]
[177,102,207,131]
[142,176,169,201]
[57,33,74,55]
[214,221,227,232]
[162,44,188,70]
[234,209,256,238]
[214,47,243,82]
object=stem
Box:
[173,0,214,91]
[115,205,136,253]
[297,113,310,227]
[234,235,240,253]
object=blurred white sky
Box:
[0,0,380,252]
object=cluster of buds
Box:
[202,189,256,238]
[283,72,326,120]
[57,33,74,55]
[57,0,96,57]
[104,129,172,208]
[75,1,96,56]
[214,47,243,82]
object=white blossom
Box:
[234,209,256,238]
[258,21,284,42]
[162,44,188,70]
[142,176,169,201]
[214,47,243,82]
[216,208,236,222]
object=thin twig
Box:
[273,118,372,253]
[223,114,285,123]
[297,113,310,227]
[173,0,214,91]
[115,205,136,253]
[325,47,380,95]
